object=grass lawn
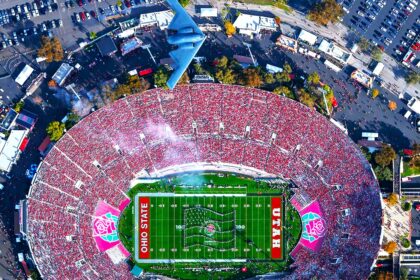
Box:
[402,160,420,177]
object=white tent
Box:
[200,8,217,17]
[0,130,27,172]
[15,65,34,86]
[298,29,317,45]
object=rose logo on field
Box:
[301,212,326,243]
[92,212,119,243]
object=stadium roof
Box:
[96,36,118,57]
[15,65,34,86]
[52,63,74,86]
[298,29,317,46]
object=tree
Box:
[178,0,190,7]
[308,0,344,26]
[401,238,410,248]
[387,193,399,206]
[215,68,236,84]
[154,67,170,88]
[224,21,236,36]
[375,144,396,167]
[14,101,24,112]
[89,32,97,40]
[400,267,409,280]
[216,56,229,69]
[402,202,412,211]
[360,146,372,162]
[65,112,80,130]
[38,36,64,62]
[298,89,315,108]
[307,72,320,86]
[275,16,281,26]
[46,121,65,141]
[405,70,420,84]
[116,0,122,7]
[388,101,397,111]
[48,80,57,88]
[179,71,190,84]
[374,166,393,181]
[240,68,262,88]
[264,73,275,84]
[358,37,370,52]
[283,62,292,74]
[371,46,383,61]
[275,71,291,83]
[273,86,294,99]
[383,241,397,254]
[409,143,420,168]
[371,88,380,99]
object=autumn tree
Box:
[216,68,236,84]
[275,16,281,26]
[48,80,57,88]
[357,37,370,52]
[46,121,65,141]
[179,71,190,84]
[409,143,420,168]
[283,62,292,74]
[298,89,315,108]
[224,21,236,36]
[388,100,397,111]
[178,0,190,7]
[14,101,24,112]
[383,241,397,254]
[308,0,344,26]
[240,68,262,88]
[387,193,399,206]
[264,73,275,84]
[371,88,380,99]
[126,75,150,94]
[375,144,396,167]
[38,36,64,62]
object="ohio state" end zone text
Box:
[138,197,150,259]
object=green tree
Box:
[405,71,420,84]
[402,202,412,211]
[283,62,292,74]
[116,0,122,7]
[154,67,170,88]
[308,0,344,26]
[14,100,24,112]
[89,32,97,40]
[400,267,409,280]
[374,144,396,167]
[65,112,80,130]
[371,46,383,61]
[360,146,372,162]
[264,73,275,84]
[358,37,370,52]
[216,56,229,69]
[273,86,294,99]
[46,121,65,141]
[215,68,236,84]
[275,71,290,83]
[374,166,393,181]
[178,0,190,7]
[307,71,320,86]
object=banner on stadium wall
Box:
[271,197,282,259]
[93,201,121,252]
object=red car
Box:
[78,0,83,6]
[80,11,86,21]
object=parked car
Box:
[80,11,86,21]
[75,13,81,22]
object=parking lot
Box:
[341,0,419,62]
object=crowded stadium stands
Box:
[26,84,382,279]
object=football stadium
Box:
[23,84,383,279]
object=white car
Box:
[395,49,402,55]
[75,13,80,22]
[408,29,416,36]
[86,12,91,20]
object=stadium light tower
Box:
[318,87,330,117]
[141,44,157,65]
[243,42,257,67]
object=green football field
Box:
[134,194,284,262]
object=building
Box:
[233,55,257,68]
[15,65,34,86]
[198,23,221,32]
[138,10,174,30]
[318,39,352,64]
[52,63,74,86]
[96,36,118,57]
[266,64,283,74]
[351,69,373,88]
[233,13,276,37]
[120,37,143,56]
[276,35,298,53]
[15,110,37,131]
[399,254,420,277]
[408,97,420,115]
[26,73,46,96]
[200,8,217,17]
[0,129,28,173]
[0,109,18,131]
[298,29,318,46]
